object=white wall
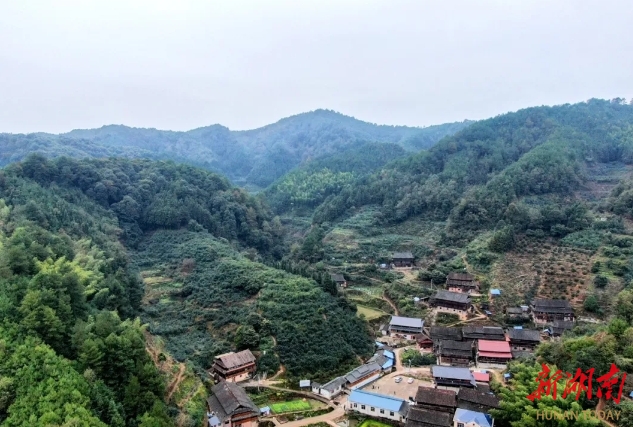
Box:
[348,372,381,390]
[349,402,404,421]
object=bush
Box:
[594,275,609,288]
[401,349,436,366]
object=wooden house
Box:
[406,407,452,427]
[417,333,434,351]
[206,381,259,427]
[392,252,415,267]
[211,350,256,382]
[330,273,347,288]
[506,328,541,353]
[476,340,512,365]
[431,366,476,388]
[431,291,472,319]
[446,272,479,294]
[547,320,575,337]
[438,340,474,366]
[462,326,505,341]
[430,326,463,351]
[388,316,424,339]
[456,388,500,413]
[415,386,457,414]
[531,299,575,324]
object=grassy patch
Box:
[359,420,394,427]
[143,276,173,285]
[270,400,312,413]
[356,305,388,320]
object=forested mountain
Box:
[0,156,373,426]
[313,99,633,242]
[0,110,469,189]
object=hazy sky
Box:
[1,0,632,134]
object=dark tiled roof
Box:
[393,252,414,259]
[462,326,505,340]
[506,307,524,315]
[321,376,346,392]
[457,388,500,409]
[447,272,474,281]
[432,290,470,304]
[551,320,575,335]
[407,407,452,427]
[415,387,456,407]
[215,350,256,370]
[208,381,259,421]
[507,328,541,342]
[440,340,473,357]
[430,326,463,341]
[532,299,573,313]
[331,274,345,282]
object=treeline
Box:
[312,100,633,241]
[13,155,285,256]
[0,172,172,425]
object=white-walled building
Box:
[348,389,409,422]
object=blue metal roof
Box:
[260,407,270,413]
[349,390,406,412]
[514,326,523,329]
[375,341,385,348]
[382,359,394,370]
[490,289,501,295]
[454,409,493,427]
[383,350,395,359]
[504,373,512,378]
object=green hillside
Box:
[0,110,469,189]
[0,156,373,426]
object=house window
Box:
[458,424,464,427]
[370,407,375,412]
[390,412,394,416]
[361,405,365,410]
[353,403,357,408]
[380,409,384,414]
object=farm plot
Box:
[270,400,312,414]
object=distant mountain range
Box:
[0,109,470,188]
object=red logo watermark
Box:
[526,363,626,404]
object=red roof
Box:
[478,340,511,353]
[478,351,512,359]
[472,372,490,382]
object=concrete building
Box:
[345,363,382,390]
[453,408,493,427]
[348,389,409,422]
[312,376,346,399]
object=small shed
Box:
[260,406,271,416]
[490,289,501,297]
[299,380,310,388]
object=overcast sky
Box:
[1,0,632,134]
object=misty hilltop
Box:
[0,109,470,189]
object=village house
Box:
[432,366,476,388]
[206,381,259,427]
[506,328,541,353]
[389,316,424,339]
[330,273,347,288]
[472,372,490,387]
[415,386,457,414]
[348,389,409,422]
[392,252,415,268]
[505,307,527,320]
[546,320,575,337]
[406,407,452,427]
[462,326,505,341]
[211,350,257,382]
[417,333,434,351]
[368,348,395,372]
[446,273,479,294]
[452,408,494,427]
[437,340,474,367]
[531,299,575,324]
[476,340,512,366]
[456,388,500,413]
[345,362,382,390]
[431,291,472,320]
[312,376,346,399]
[430,327,463,351]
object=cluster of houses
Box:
[312,345,396,398]
[417,324,541,367]
[346,366,499,427]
